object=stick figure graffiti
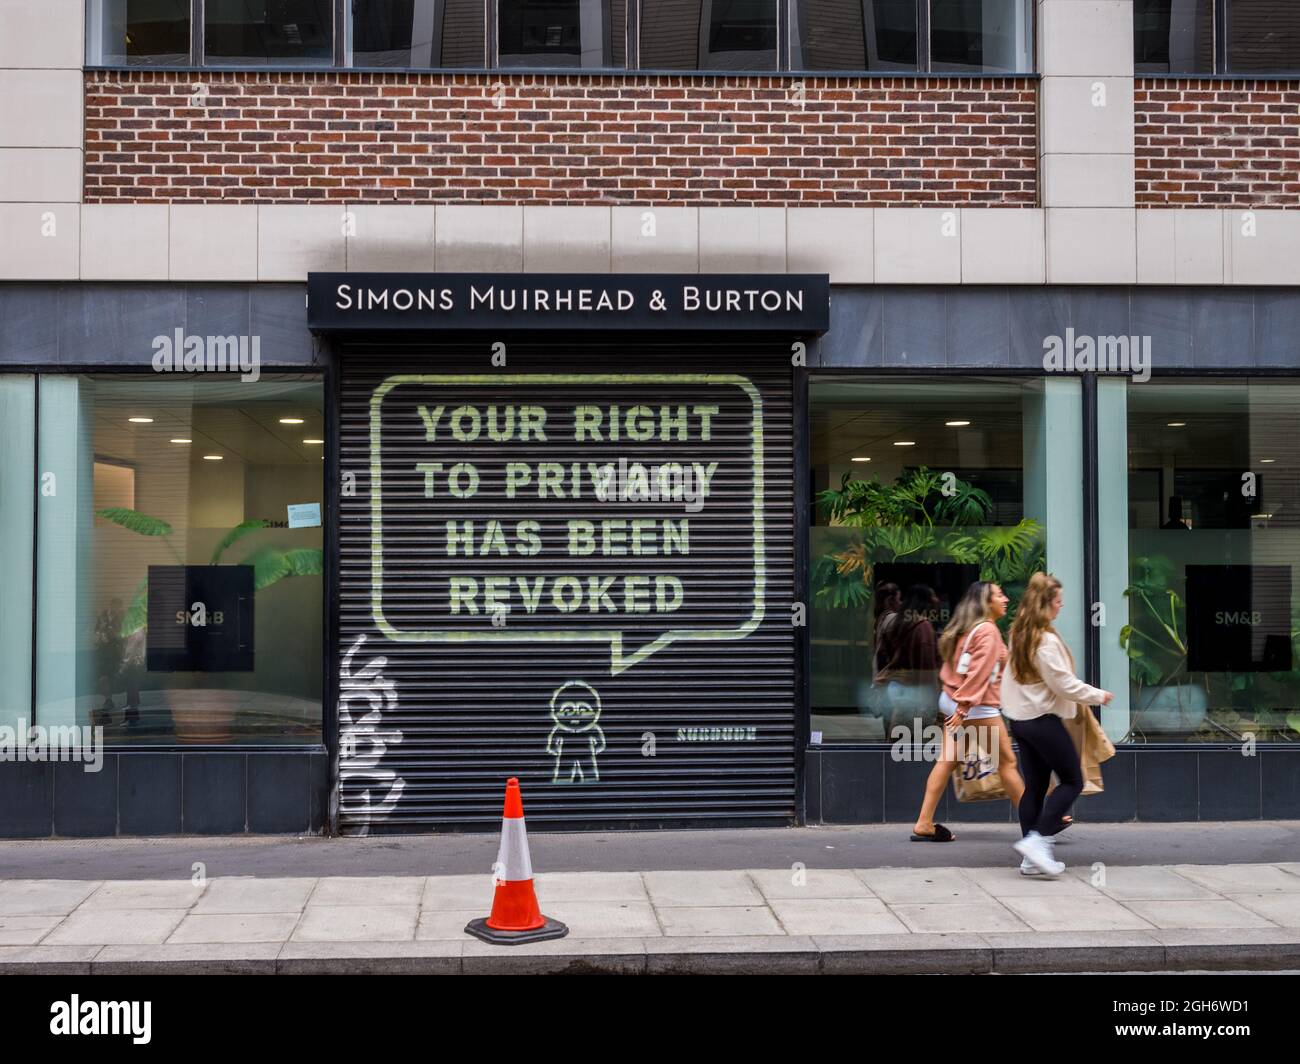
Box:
[546,681,606,783]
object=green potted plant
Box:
[96,509,322,742]
[1119,554,1207,735]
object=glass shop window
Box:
[86,0,193,65]
[929,0,1033,73]
[1225,0,1300,74]
[640,0,778,71]
[1134,0,1215,73]
[790,0,919,71]
[498,0,628,68]
[204,0,334,65]
[351,0,488,67]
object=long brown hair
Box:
[1008,572,1062,684]
[938,581,994,664]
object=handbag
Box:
[1055,705,1116,796]
[950,726,1009,802]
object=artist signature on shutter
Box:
[338,634,405,831]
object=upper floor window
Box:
[1136,0,1300,75]
[85,0,1036,72]
[86,0,193,66]
[204,0,334,65]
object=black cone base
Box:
[464,916,569,945]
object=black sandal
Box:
[910,823,955,842]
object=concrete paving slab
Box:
[766,897,908,936]
[1222,892,1300,927]
[533,872,649,903]
[891,900,1029,934]
[856,867,994,904]
[167,912,301,944]
[0,879,100,916]
[192,877,317,914]
[92,943,281,974]
[308,876,425,907]
[966,865,1104,897]
[1077,865,1219,900]
[416,910,488,940]
[292,905,417,943]
[997,894,1157,932]
[0,944,101,974]
[277,940,463,975]
[45,908,185,946]
[1122,898,1278,930]
[81,879,206,910]
[0,915,60,945]
[1172,863,1300,893]
[543,900,663,938]
[748,868,875,900]
[642,870,764,907]
[420,874,493,912]
[656,905,785,937]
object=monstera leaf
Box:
[210,519,273,565]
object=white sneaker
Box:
[1013,831,1065,877]
[1018,856,1043,876]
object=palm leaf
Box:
[210,519,273,565]
[120,577,149,637]
[97,508,173,537]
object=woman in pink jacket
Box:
[910,581,1025,842]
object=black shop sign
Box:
[307,273,829,333]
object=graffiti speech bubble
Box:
[367,374,766,675]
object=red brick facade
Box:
[83,70,1037,206]
[1136,78,1300,208]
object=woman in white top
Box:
[1001,573,1113,877]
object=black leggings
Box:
[1009,714,1082,837]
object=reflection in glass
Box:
[809,377,1059,743]
[1134,0,1215,73]
[1226,0,1300,73]
[0,377,35,734]
[86,0,192,65]
[791,0,918,71]
[1109,380,1300,743]
[498,0,627,68]
[929,0,1033,73]
[35,375,325,745]
[351,0,487,67]
[205,0,334,65]
[640,0,777,71]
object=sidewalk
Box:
[3,862,1299,974]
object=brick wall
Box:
[1136,78,1300,207]
[83,71,1037,206]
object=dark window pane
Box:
[791,0,918,71]
[498,0,624,69]
[205,0,334,65]
[351,0,487,67]
[1226,0,1300,73]
[640,0,777,71]
[1134,0,1215,73]
[930,0,1033,73]
[87,0,191,66]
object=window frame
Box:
[83,0,1038,75]
[1135,0,1300,78]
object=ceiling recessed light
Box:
[850,457,872,463]
[1166,421,1186,427]
[279,417,305,425]
[303,438,324,445]
[128,417,153,424]
[202,454,223,461]
[894,441,915,447]
[945,420,971,427]
[170,438,192,444]
[1261,458,1276,464]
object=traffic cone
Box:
[465,778,568,945]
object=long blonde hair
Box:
[938,581,995,664]
[1008,572,1062,684]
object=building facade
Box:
[1,0,1298,836]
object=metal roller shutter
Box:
[337,343,797,833]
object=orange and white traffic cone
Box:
[465,777,568,945]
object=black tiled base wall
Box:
[0,751,329,837]
[808,747,1300,824]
